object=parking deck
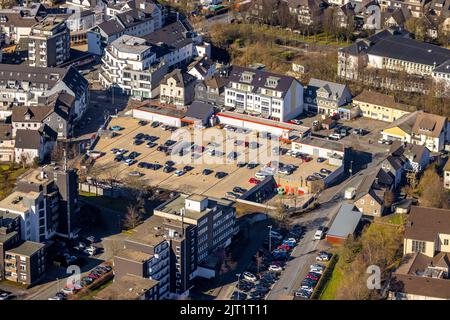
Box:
[90,117,338,200]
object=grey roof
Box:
[390,141,428,163]
[385,155,404,171]
[115,9,151,29]
[367,35,450,66]
[14,129,42,150]
[434,59,450,74]
[60,66,89,97]
[184,101,215,123]
[162,69,196,87]
[306,78,351,103]
[0,64,66,87]
[225,65,299,98]
[142,20,193,50]
[97,19,124,36]
[327,204,362,239]
[355,167,393,202]
[6,241,45,256]
[0,123,12,141]
[111,35,151,54]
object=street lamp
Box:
[268,225,273,253]
[349,160,354,176]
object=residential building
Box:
[354,168,394,217]
[0,65,89,121]
[66,9,96,43]
[4,241,45,286]
[0,166,80,242]
[353,90,416,122]
[382,7,411,28]
[444,158,450,189]
[187,56,216,81]
[0,5,45,46]
[287,0,327,26]
[113,215,171,299]
[159,69,196,107]
[389,206,450,300]
[379,0,430,18]
[105,0,164,30]
[194,73,228,106]
[27,16,71,67]
[14,128,55,164]
[11,105,55,137]
[382,111,449,152]
[0,123,14,162]
[291,136,349,167]
[99,35,168,99]
[87,8,155,55]
[0,211,21,281]
[224,66,304,122]
[303,78,352,116]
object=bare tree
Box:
[123,204,142,230]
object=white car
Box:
[268,265,283,272]
[314,228,324,240]
[84,246,97,256]
[173,170,185,177]
[287,238,297,244]
[286,150,294,157]
[243,272,257,282]
[328,133,341,140]
[207,149,216,156]
[310,267,324,274]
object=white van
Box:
[344,187,356,200]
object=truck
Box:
[344,187,356,200]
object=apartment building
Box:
[187,57,216,81]
[27,16,71,67]
[105,0,164,30]
[379,0,429,18]
[0,212,21,281]
[354,168,394,217]
[382,111,449,152]
[0,123,14,162]
[0,166,80,242]
[353,90,416,122]
[224,66,304,122]
[159,69,196,107]
[87,8,155,55]
[194,73,228,106]
[445,158,450,189]
[303,78,352,116]
[4,241,45,286]
[99,35,168,99]
[338,28,450,91]
[114,215,171,299]
[389,207,450,300]
[0,65,89,121]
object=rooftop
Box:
[327,204,362,239]
[294,136,345,152]
[353,90,416,112]
[0,190,40,213]
[127,215,168,247]
[111,35,151,55]
[94,274,158,300]
[115,248,152,263]
[134,101,186,119]
[6,241,45,257]
[404,206,450,242]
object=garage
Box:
[132,104,185,127]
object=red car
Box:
[249,178,261,184]
[306,273,320,281]
[277,244,290,251]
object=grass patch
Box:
[79,279,113,300]
[319,266,343,300]
[387,213,407,225]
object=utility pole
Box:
[268,225,273,253]
[235,273,241,298]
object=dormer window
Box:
[240,71,254,83]
[266,76,279,88]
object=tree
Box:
[383,190,395,211]
[123,204,142,230]
[272,198,290,231]
[0,0,15,9]
[417,165,450,209]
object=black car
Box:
[163,165,174,173]
[151,121,160,128]
[138,120,148,126]
[150,164,162,171]
[138,162,150,169]
[165,160,175,166]
[215,172,228,179]
[134,133,145,140]
[114,155,123,162]
[128,151,140,159]
[237,161,247,168]
[183,165,194,172]
[202,169,213,175]
[233,187,247,194]
[247,162,259,169]
[146,142,157,148]
[164,140,176,147]
[157,145,168,152]
[133,139,144,145]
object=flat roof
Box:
[294,136,345,152]
[155,194,210,221]
[7,241,45,257]
[327,204,362,239]
[115,249,152,263]
[95,274,159,300]
[0,191,40,213]
[217,111,310,133]
[127,215,167,247]
[135,102,186,119]
[111,35,152,55]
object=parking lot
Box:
[90,117,339,200]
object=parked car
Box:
[316,251,332,261]
[128,171,143,177]
[173,170,185,177]
[138,120,148,126]
[233,187,247,194]
[247,162,259,169]
[215,171,227,179]
[151,121,160,128]
[317,157,326,163]
[320,168,332,175]
[248,177,261,184]
[314,227,325,240]
[84,246,97,256]
[306,273,320,281]
[243,272,257,282]
[268,264,283,272]
[202,168,213,175]
[0,290,13,300]
[146,142,157,148]
[110,125,124,131]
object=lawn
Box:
[319,267,343,300]
[0,165,29,201]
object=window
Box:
[411,240,426,253]
[445,239,449,246]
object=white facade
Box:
[444,167,450,190]
[132,108,182,127]
[224,76,304,122]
